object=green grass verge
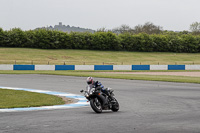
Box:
[1,70,200,84]
[0,88,65,109]
[1,48,200,65]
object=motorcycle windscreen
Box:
[86,84,95,94]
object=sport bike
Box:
[80,85,119,113]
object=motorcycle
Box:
[80,85,119,113]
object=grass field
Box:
[0,48,200,65]
[0,47,200,84]
[0,88,65,109]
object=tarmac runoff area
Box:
[0,87,89,112]
[1,74,200,133]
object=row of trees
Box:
[0,28,200,52]
[97,22,200,35]
[111,22,163,34]
[190,22,200,35]
[97,22,163,34]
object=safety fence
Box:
[0,65,200,70]
[1,60,199,65]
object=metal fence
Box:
[0,60,199,65]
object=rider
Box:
[86,77,114,102]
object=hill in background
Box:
[36,22,95,33]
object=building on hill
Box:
[36,22,95,33]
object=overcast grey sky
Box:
[0,0,200,31]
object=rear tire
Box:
[111,97,119,112]
[90,98,102,113]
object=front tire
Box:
[111,97,119,112]
[90,98,102,113]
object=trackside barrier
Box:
[13,65,35,70]
[132,65,150,70]
[185,65,200,70]
[113,65,132,70]
[168,65,185,70]
[0,65,200,70]
[150,65,168,70]
[75,65,94,70]
[94,65,113,70]
[55,65,75,70]
[0,65,13,70]
[35,65,55,70]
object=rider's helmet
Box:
[86,77,93,85]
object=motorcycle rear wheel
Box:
[90,98,102,113]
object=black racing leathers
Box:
[90,81,113,106]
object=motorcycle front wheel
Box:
[90,98,102,113]
[111,97,119,112]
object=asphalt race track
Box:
[1,74,200,133]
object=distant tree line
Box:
[190,22,200,35]
[97,22,200,35]
[0,22,200,53]
[111,22,163,34]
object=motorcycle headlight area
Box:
[85,92,89,97]
[89,88,95,95]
